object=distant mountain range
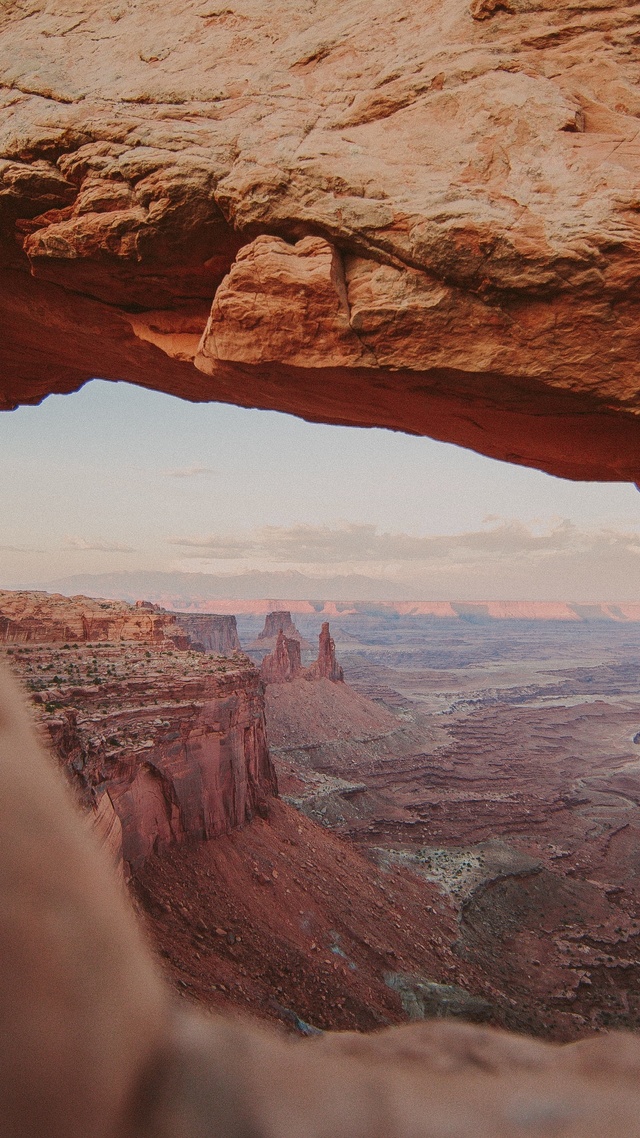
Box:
[22,571,640,621]
[35,570,416,604]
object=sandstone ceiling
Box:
[2,0,640,480]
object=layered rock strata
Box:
[259,631,302,684]
[252,611,310,652]
[10,658,640,1138]
[0,590,189,647]
[0,590,241,654]
[3,2,640,478]
[8,640,277,876]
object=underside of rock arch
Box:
[2,0,640,480]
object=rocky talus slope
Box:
[17,635,640,1138]
[3,2,640,478]
[4,597,497,1036]
[135,796,493,1035]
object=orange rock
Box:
[2,3,640,477]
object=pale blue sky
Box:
[0,379,639,598]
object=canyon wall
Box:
[170,612,241,654]
[1,589,277,876]
[0,590,188,646]
[25,641,277,877]
[0,590,242,652]
[2,3,640,479]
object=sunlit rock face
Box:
[0,591,189,646]
[0,590,242,654]
[2,1,640,479]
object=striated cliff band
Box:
[3,2,640,479]
[0,589,241,652]
[259,620,344,683]
[1,591,276,876]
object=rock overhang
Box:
[2,0,640,479]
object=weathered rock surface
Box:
[0,589,242,654]
[3,2,640,478]
[260,621,344,684]
[7,635,277,876]
[307,622,344,683]
[12,655,640,1138]
[259,630,302,684]
[251,611,310,652]
[0,589,189,646]
[135,795,474,1034]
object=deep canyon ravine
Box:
[4,597,640,1049]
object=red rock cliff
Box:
[3,3,640,479]
[0,590,243,656]
[306,623,344,683]
[0,590,189,647]
[9,638,277,877]
[252,611,310,651]
[260,631,302,684]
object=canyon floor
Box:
[259,615,640,1040]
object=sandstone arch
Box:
[2,0,640,480]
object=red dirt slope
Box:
[133,798,492,1035]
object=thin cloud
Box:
[165,465,217,479]
[63,536,135,553]
[165,520,640,601]
[167,519,635,565]
[0,544,46,553]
